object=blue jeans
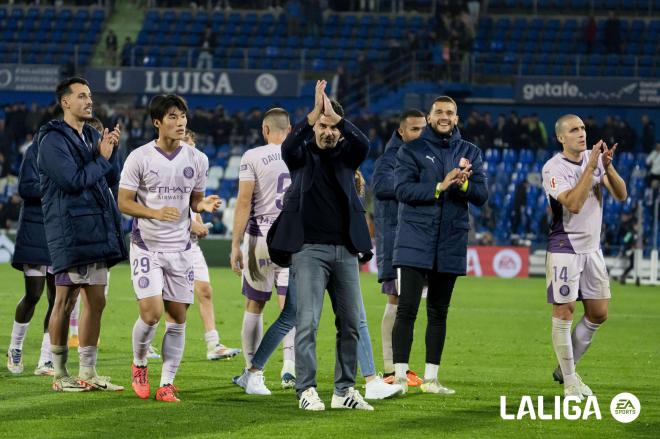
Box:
[250,281,296,371]
[250,267,376,379]
[292,244,361,397]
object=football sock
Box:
[394,363,408,380]
[38,332,52,365]
[132,318,159,367]
[50,344,68,378]
[204,329,220,351]
[424,363,439,381]
[241,311,263,368]
[69,296,80,336]
[78,345,98,379]
[571,316,601,364]
[160,322,186,387]
[552,317,577,386]
[381,303,397,374]
[10,321,29,350]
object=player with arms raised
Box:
[118,94,221,402]
[542,114,627,399]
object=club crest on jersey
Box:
[183,167,194,178]
[138,276,149,288]
[459,157,471,168]
[593,167,602,177]
[559,285,570,296]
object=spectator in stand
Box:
[285,0,302,37]
[584,115,600,146]
[212,106,232,145]
[25,103,42,135]
[503,111,523,148]
[527,114,548,149]
[646,143,660,186]
[511,179,529,236]
[493,113,507,148]
[121,37,134,66]
[105,29,118,65]
[584,17,597,54]
[603,11,621,54]
[617,211,638,285]
[197,25,215,70]
[641,115,655,153]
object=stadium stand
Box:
[0,6,106,67]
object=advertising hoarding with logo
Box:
[466,246,529,278]
[84,68,301,97]
[515,77,659,106]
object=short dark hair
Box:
[86,117,104,133]
[149,94,188,123]
[430,95,457,111]
[56,77,89,106]
[263,107,290,131]
[330,99,344,118]
[399,109,425,124]
[185,128,197,144]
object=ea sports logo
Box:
[610,393,640,423]
[493,249,522,278]
[183,167,194,179]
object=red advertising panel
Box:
[466,246,529,278]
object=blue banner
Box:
[84,68,301,98]
[515,77,659,106]
[0,64,61,91]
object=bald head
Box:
[554,114,581,137]
[555,114,587,155]
[263,108,290,133]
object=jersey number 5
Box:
[275,172,291,210]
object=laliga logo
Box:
[500,395,602,421]
[500,393,641,422]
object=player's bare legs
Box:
[195,280,215,332]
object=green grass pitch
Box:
[0,264,658,438]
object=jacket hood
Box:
[39,119,99,147]
[384,130,403,151]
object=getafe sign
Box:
[515,77,659,106]
[84,68,301,97]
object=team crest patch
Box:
[138,276,150,288]
[183,167,194,178]
[559,285,570,296]
[593,167,602,177]
[77,265,88,276]
[187,270,195,283]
